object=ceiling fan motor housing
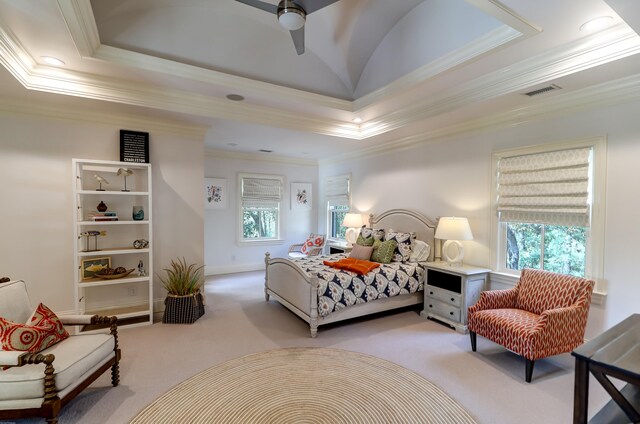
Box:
[277,1,306,30]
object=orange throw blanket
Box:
[322,258,380,275]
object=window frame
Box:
[237,173,284,246]
[490,137,607,294]
[325,173,351,242]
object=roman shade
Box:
[241,176,282,208]
[497,147,592,227]
[325,174,350,205]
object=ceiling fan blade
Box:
[297,0,340,15]
[290,27,305,55]
[235,0,278,14]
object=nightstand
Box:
[420,262,490,333]
[327,242,352,254]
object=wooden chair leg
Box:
[470,331,477,352]
[525,359,535,383]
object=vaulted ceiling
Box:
[1,0,639,160]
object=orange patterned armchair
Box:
[467,268,594,382]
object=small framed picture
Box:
[205,178,228,209]
[291,182,312,210]
[81,257,111,280]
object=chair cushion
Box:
[300,234,325,255]
[515,269,590,315]
[0,305,68,353]
[0,333,115,401]
[469,308,540,357]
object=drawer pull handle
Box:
[451,298,454,302]
[429,305,433,308]
[429,291,434,295]
[450,312,454,316]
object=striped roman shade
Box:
[325,174,350,205]
[241,176,282,208]
[497,147,592,227]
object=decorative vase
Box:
[162,291,205,324]
[97,201,108,212]
[132,206,144,220]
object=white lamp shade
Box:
[341,213,364,229]
[435,217,473,241]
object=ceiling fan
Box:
[235,0,340,55]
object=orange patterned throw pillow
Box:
[0,303,69,352]
[300,234,325,254]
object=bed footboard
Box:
[264,252,320,337]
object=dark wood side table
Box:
[572,313,640,423]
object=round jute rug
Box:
[130,347,477,424]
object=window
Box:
[325,174,351,241]
[492,138,606,289]
[239,174,283,243]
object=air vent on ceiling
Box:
[258,149,273,153]
[523,84,562,97]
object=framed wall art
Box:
[291,182,312,211]
[205,178,228,209]
[81,257,111,280]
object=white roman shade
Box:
[241,176,282,208]
[325,174,350,206]
[497,147,592,227]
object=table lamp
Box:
[342,213,364,246]
[435,217,473,266]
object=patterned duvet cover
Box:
[291,254,426,317]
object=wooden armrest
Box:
[0,351,55,368]
[289,244,304,253]
[59,314,98,325]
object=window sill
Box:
[489,271,607,305]
[237,239,284,247]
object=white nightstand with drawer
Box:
[420,262,490,333]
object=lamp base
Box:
[442,240,464,266]
[345,228,358,246]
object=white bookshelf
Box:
[72,159,153,329]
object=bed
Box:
[264,209,440,337]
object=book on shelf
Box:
[92,217,119,221]
[87,211,117,217]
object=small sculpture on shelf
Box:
[93,174,109,191]
[117,168,134,192]
[79,230,106,252]
[133,239,149,249]
[137,260,146,277]
[132,205,144,220]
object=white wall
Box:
[319,99,640,337]
[204,151,318,274]
[0,112,204,313]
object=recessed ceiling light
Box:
[580,16,614,32]
[258,149,273,153]
[352,117,363,124]
[226,94,245,101]
[227,142,238,147]
[41,56,65,66]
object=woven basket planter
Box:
[163,291,205,324]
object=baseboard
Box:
[205,263,265,276]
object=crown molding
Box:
[0,98,208,139]
[205,148,318,166]
[56,0,100,57]
[322,72,640,164]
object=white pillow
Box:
[409,240,431,262]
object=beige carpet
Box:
[130,347,477,424]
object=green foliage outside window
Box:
[329,204,349,239]
[506,223,586,277]
[243,207,277,239]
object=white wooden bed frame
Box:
[264,209,440,337]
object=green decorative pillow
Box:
[371,239,397,264]
[356,227,384,246]
[356,234,375,246]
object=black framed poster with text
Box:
[120,130,149,163]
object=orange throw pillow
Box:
[323,258,381,275]
[0,303,69,352]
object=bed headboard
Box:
[369,209,440,262]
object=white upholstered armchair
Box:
[288,233,326,259]
[0,280,121,423]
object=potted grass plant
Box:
[158,257,205,324]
